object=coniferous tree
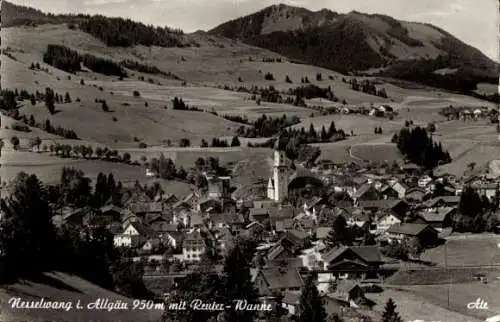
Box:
[230,136,241,147]
[220,239,259,322]
[298,274,327,322]
[0,173,57,282]
[381,298,403,322]
[325,215,352,249]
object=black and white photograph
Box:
[0,0,499,321]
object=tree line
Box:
[43,44,127,77]
[19,114,79,139]
[392,126,451,169]
[347,78,388,98]
[79,15,184,47]
[236,114,301,138]
[119,59,180,79]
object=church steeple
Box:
[268,137,289,202]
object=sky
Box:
[8,0,500,61]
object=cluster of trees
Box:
[261,57,282,62]
[201,137,241,148]
[281,121,346,144]
[288,84,339,102]
[0,171,151,299]
[171,97,201,111]
[79,16,184,47]
[392,126,451,169]
[374,127,383,134]
[221,114,251,125]
[453,187,499,233]
[43,44,127,77]
[237,114,301,138]
[19,115,79,139]
[119,59,180,79]
[264,72,275,80]
[348,79,388,98]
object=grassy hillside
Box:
[0,272,162,322]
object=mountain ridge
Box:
[208,3,498,91]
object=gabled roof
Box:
[258,268,304,290]
[387,223,437,236]
[127,222,155,238]
[417,207,454,222]
[423,196,460,208]
[184,230,204,243]
[322,246,381,264]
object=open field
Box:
[0,272,162,322]
[421,234,500,267]
[366,287,481,322]
[387,283,500,320]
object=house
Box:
[410,207,455,230]
[375,211,402,234]
[321,246,383,280]
[163,231,183,249]
[358,199,409,218]
[62,207,90,226]
[330,280,366,306]
[379,184,399,199]
[385,223,439,247]
[254,267,304,296]
[141,237,162,253]
[99,205,124,223]
[405,187,427,203]
[114,222,155,248]
[282,291,301,316]
[208,212,245,232]
[418,175,433,188]
[346,211,371,230]
[182,230,206,262]
[280,230,311,254]
[421,196,460,211]
[352,184,380,202]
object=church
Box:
[267,139,324,203]
[267,147,289,202]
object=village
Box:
[46,132,500,320]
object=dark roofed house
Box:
[359,199,409,218]
[410,207,455,230]
[405,187,427,203]
[254,268,304,296]
[322,246,383,280]
[386,223,439,247]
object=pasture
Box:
[420,234,500,267]
[366,288,481,322]
[387,283,500,320]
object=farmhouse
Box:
[182,230,206,262]
[321,246,383,280]
[385,223,439,247]
[254,267,304,296]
